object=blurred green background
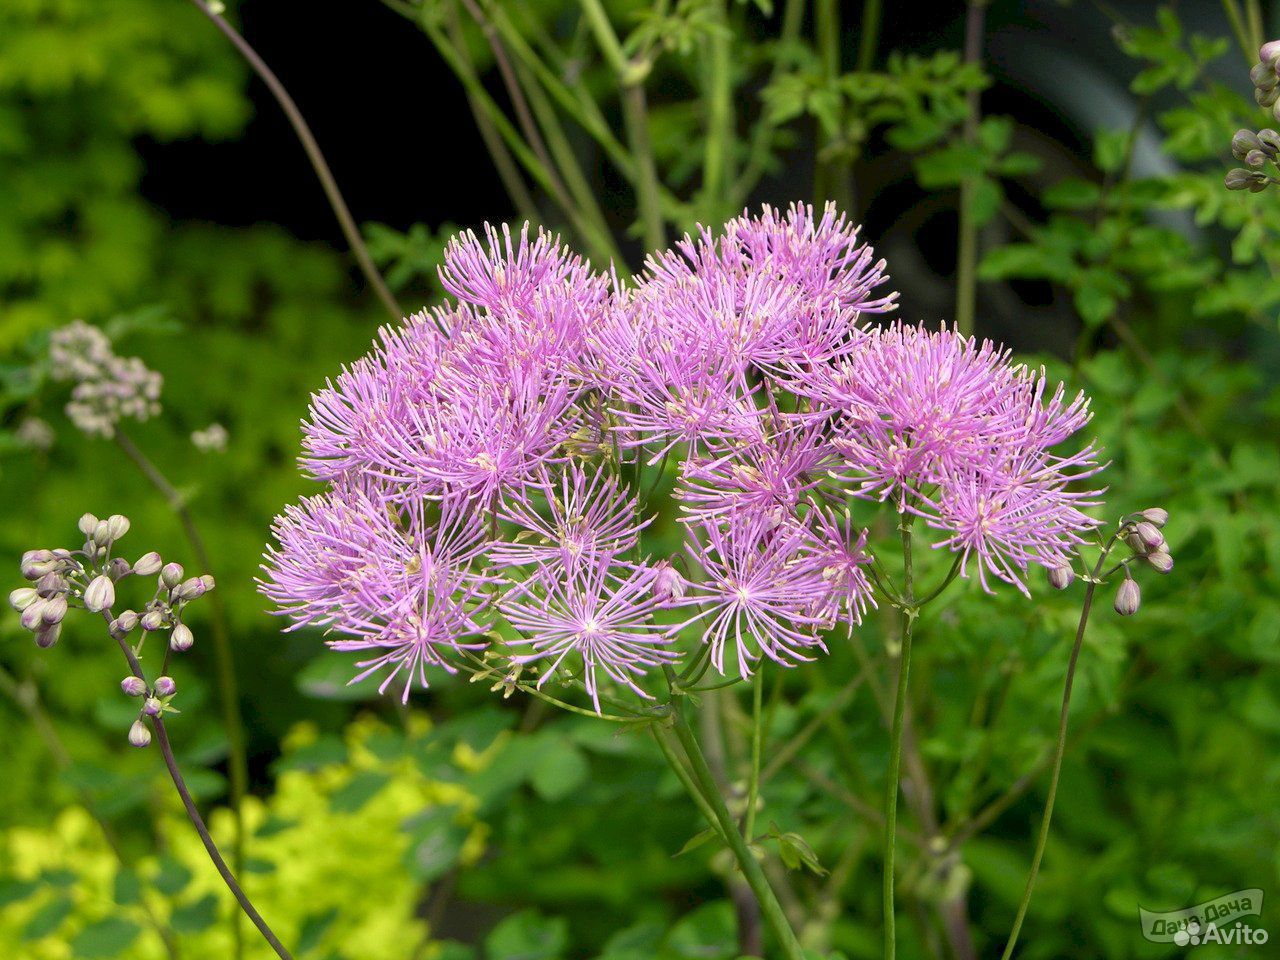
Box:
[1,1,1278,958]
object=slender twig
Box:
[813,0,851,210]
[577,0,665,252]
[702,0,735,219]
[113,430,248,955]
[999,544,1113,960]
[0,666,182,960]
[665,688,806,960]
[734,0,806,204]
[106,613,293,960]
[857,0,883,72]
[185,0,401,321]
[1222,0,1257,66]
[742,671,764,840]
[883,516,917,960]
[955,0,988,337]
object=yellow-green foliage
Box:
[0,715,485,959]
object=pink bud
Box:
[128,720,152,748]
[1114,578,1141,616]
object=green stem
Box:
[187,0,401,322]
[883,517,917,960]
[113,431,247,959]
[703,0,734,219]
[622,83,665,253]
[955,0,988,338]
[813,0,850,209]
[856,0,883,71]
[743,671,764,840]
[1221,0,1257,65]
[667,692,806,960]
[999,547,1110,960]
[733,0,805,204]
[105,613,292,960]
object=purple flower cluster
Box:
[262,204,1104,707]
[48,321,162,438]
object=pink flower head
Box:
[682,513,831,678]
[802,505,877,631]
[675,418,833,526]
[260,484,493,701]
[491,465,650,571]
[500,558,679,712]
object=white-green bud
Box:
[35,571,64,597]
[1114,578,1141,616]
[78,513,99,537]
[128,720,152,748]
[91,519,112,547]
[106,515,130,541]
[174,577,206,601]
[20,600,47,631]
[83,575,115,613]
[140,609,166,632]
[199,575,216,593]
[133,552,162,577]
[41,596,67,625]
[160,563,184,589]
[9,587,38,611]
[170,623,194,652]
[1147,550,1173,574]
[116,609,139,633]
[1134,521,1165,552]
[34,622,61,648]
[121,676,146,697]
[1047,564,1074,590]
[1139,507,1168,527]
[142,697,163,717]
[106,557,131,580]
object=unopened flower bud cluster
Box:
[9,512,213,747]
[47,321,162,438]
[1227,41,1280,192]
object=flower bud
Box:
[1114,578,1141,616]
[106,515,130,541]
[9,587,38,611]
[116,609,139,633]
[1251,62,1278,90]
[106,557,131,580]
[1258,128,1280,156]
[78,513,99,537]
[35,571,64,598]
[651,561,688,602]
[143,697,163,717]
[140,609,166,632]
[128,719,152,748]
[1257,84,1280,108]
[1139,507,1168,527]
[174,577,206,601]
[121,676,146,697]
[199,575,216,593]
[1134,521,1165,552]
[1226,168,1258,190]
[91,519,112,547]
[1261,39,1280,65]
[83,574,115,613]
[1147,550,1174,574]
[21,558,54,580]
[1046,564,1075,590]
[169,623,194,652]
[133,552,162,577]
[34,622,61,648]
[40,596,67,625]
[154,676,176,697]
[160,563,184,589]
[20,600,47,631]
[1234,128,1263,159]
[1247,148,1269,167]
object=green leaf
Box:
[675,827,721,857]
[529,736,590,803]
[402,808,468,883]
[485,909,569,960]
[329,770,390,814]
[23,894,73,941]
[170,894,220,935]
[1042,179,1102,210]
[297,907,340,954]
[69,917,141,958]
[152,855,192,897]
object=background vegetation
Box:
[1,1,1277,958]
